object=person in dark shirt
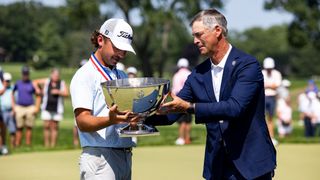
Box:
[33,68,69,148]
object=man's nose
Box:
[193,37,200,45]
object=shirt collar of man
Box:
[210,44,232,71]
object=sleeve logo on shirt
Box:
[117,31,133,40]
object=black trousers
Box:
[304,116,315,137]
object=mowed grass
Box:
[0,144,320,180]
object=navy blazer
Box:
[146,47,276,179]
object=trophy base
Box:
[117,124,160,137]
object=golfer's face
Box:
[103,38,127,67]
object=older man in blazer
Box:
[147,9,276,180]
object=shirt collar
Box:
[211,44,232,70]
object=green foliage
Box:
[63,31,93,67]
[65,0,101,30]
[0,2,42,62]
[230,25,320,77]
[264,0,320,49]
[32,20,66,69]
[107,0,222,77]
[1,0,319,77]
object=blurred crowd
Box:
[262,57,320,146]
[0,62,140,155]
[0,65,69,155]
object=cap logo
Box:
[105,30,109,35]
[117,31,133,40]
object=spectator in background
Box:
[276,79,292,138]
[298,80,320,137]
[0,69,9,155]
[79,59,88,68]
[127,66,137,78]
[306,91,320,137]
[33,68,69,148]
[262,57,282,146]
[117,62,125,71]
[305,79,319,94]
[12,66,40,147]
[172,58,192,145]
[1,73,16,150]
[298,90,309,126]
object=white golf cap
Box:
[177,58,189,68]
[117,62,125,71]
[99,18,136,54]
[3,72,12,81]
[263,57,275,69]
[127,66,137,74]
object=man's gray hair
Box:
[190,9,228,37]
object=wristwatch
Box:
[186,103,195,114]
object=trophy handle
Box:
[153,83,170,112]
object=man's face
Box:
[99,35,127,68]
[191,21,219,56]
[22,73,29,81]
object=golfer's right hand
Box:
[109,104,131,124]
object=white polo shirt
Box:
[262,69,282,97]
[70,59,135,148]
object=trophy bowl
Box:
[102,77,170,137]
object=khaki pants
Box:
[15,105,36,128]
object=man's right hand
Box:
[109,104,141,125]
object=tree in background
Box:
[107,0,222,77]
[264,0,320,49]
[0,2,43,62]
[1,0,320,77]
[230,25,320,77]
[32,20,66,69]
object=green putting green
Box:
[0,144,319,180]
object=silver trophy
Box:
[102,77,170,137]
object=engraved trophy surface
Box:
[102,78,170,137]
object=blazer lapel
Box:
[220,48,238,100]
[203,69,217,102]
[196,59,217,102]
